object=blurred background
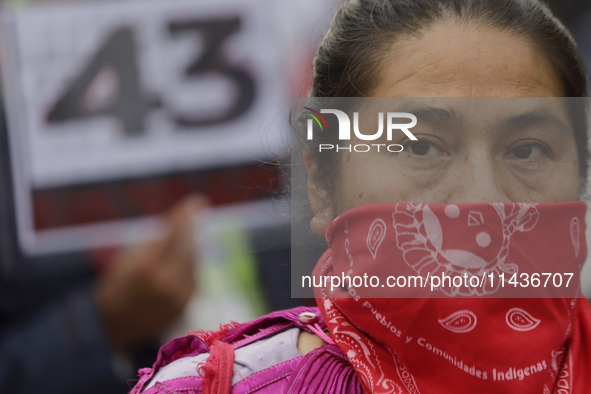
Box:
[1,0,591,393]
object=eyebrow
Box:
[403,107,465,125]
[399,106,570,136]
[498,110,571,136]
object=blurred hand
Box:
[94,196,208,352]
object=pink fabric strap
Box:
[307,323,335,345]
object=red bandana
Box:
[314,202,591,394]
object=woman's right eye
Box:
[408,141,439,156]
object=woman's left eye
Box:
[505,144,546,160]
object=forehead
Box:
[371,22,564,98]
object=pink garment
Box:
[129,307,363,394]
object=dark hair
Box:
[303,0,590,210]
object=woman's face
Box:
[309,23,580,234]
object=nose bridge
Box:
[446,149,509,204]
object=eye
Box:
[505,144,546,160]
[408,141,440,156]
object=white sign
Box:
[1,0,287,255]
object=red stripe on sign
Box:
[32,163,283,231]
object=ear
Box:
[304,150,332,235]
